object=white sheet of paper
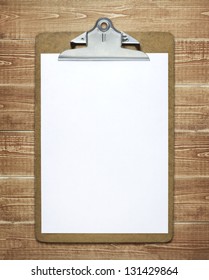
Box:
[41,54,168,233]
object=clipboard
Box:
[35,18,174,243]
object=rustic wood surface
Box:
[0,0,209,259]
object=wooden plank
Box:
[0,40,34,85]
[174,204,209,222]
[175,177,209,221]
[175,177,209,203]
[0,85,34,130]
[0,178,34,223]
[0,0,209,39]
[0,112,34,131]
[175,86,209,107]
[175,133,209,176]
[175,40,209,84]
[0,223,208,259]
[0,85,34,111]
[0,39,209,85]
[175,87,209,132]
[0,176,209,223]
[0,132,34,176]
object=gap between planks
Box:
[0,130,33,133]
[0,175,209,179]
[0,221,34,225]
[0,176,34,179]
[1,84,209,88]
[0,129,208,133]
[0,221,208,225]
[175,84,209,88]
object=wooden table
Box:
[0,0,209,259]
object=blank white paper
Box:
[41,54,168,233]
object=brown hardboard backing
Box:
[35,32,174,243]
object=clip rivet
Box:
[98,19,110,32]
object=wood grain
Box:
[0,178,34,223]
[0,85,34,130]
[175,40,209,84]
[0,0,209,260]
[175,177,209,203]
[0,85,33,111]
[0,132,34,176]
[0,224,209,259]
[0,40,34,85]
[175,87,209,132]
[175,133,209,176]
[0,0,209,39]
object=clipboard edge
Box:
[35,233,173,244]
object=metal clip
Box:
[58,18,149,61]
